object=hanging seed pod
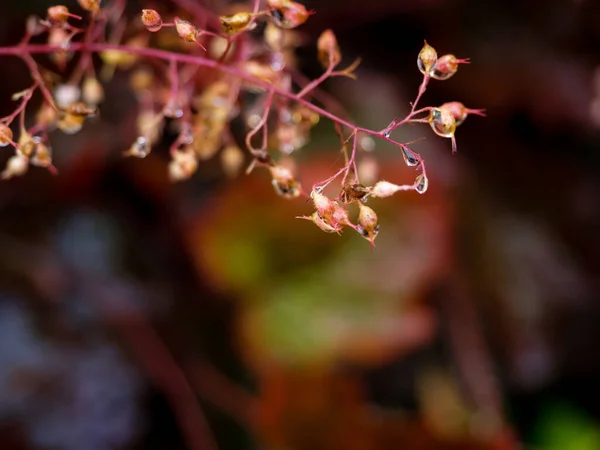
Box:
[57,113,85,134]
[270,165,301,198]
[356,202,380,246]
[317,29,341,68]
[141,9,162,32]
[174,17,199,43]
[417,41,437,76]
[124,136,151,158]
[340,183,370,203]
[270,1,313,29]
[0,124,13,147]
[439,101,485,126]
[1,154,29,179]
[429,54,469,81]
[220,12,253,34]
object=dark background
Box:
[1,0,600,449]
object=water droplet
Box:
[402,147,419,167]
[382,130,390,138]
[414,173,428,194]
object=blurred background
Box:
[1,0,600,449]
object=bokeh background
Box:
[1,0,600,449]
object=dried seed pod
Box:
[77,0,100,13]
[2,154,29,180]
[141,9,162,32]
[369,180,411,198]
[30,141,53,168]
[439,101,485,126]
[220,12,253,34]
[298,212,340,234]
[0,124,14,147]
[340,183,370,203]
[270,165,301,198]
[47,5,81,24]
[270,1,313,29]
[357,202,380,246]
[317,29,341,68]
[17,132,38,158]
[429,54,469,81]
[174,17,199,43]
[417,40,437,76]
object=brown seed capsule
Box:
[317,29,341,68]
[0,124,14,147]
[141,9,162,32]
[417,40,437,76]
[429,54,469,81]
[299,211,340,234]
[220,12,253,35]
[174,17,199,43]
[340,183,370,203]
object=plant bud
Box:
[317,29,341,68]
[270,165,301,198]
[141,9,162,32]
[369,180,413,198]
[417,40,437,75]
[0,124,13,147]
[270,1,313,29]
[77,0,100,13]
[174,17,199,43]
[220,12,253,35]
[439,101,485,126]
[357,202,380,246]
[429,54,469,81]
[2,154,29,180]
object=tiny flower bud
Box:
[141,9,163,32]
[370,180,411,198]
[2,154,29,180]
[77,0,101,13]
[357,202,380,246]
[82,76,104,105]
[270,1,313,29]
[174,17,199,43]
[417,40,437,76]
[0,124,14,147]
[220,12,253,35]
[439,101,485,126]
[317,29,341,68]
[414,173,428,194]
[429,54,469,81]
[270,165,301,198]
[47,6,79,24]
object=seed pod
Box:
[77,0,100,13]
[0,124,13,147]
[174,17,199,43]
[429,54,469,81]
[141,9,162,32]
[17,133,38,158]
[30,142,52,168]
[429,107,457,152]
[370,180,410,198]
[47,5,80,24]
[270,1,313,29]
[357,202,380,246]
[220,12,253,35]
[1,154,29,180]
[168,147,198,182]
[439,101,485,126]
[270,165,301,198]
[340,183,370,203]
[317,29,341,68]
[417,41,437,76]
